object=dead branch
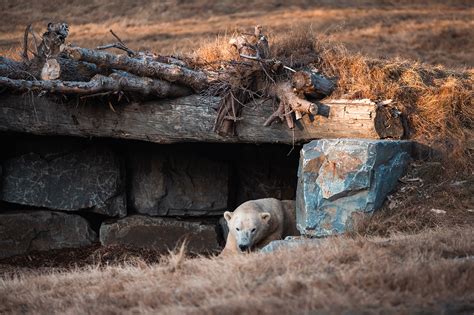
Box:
[265,82,318,128]
[22,24,32,61]
[97,43,135,56]
[27,22,70,81]
[0,73,192,98]
[0,57,32,80]
[97,29,136,57]
[263,101,285,126]
[213,88,251,136]
[109,71,192,97]
[65,46,208,91]
[36,22,69,59]
[254,25,270,59]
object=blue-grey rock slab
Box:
[0,211,97,259]
[296,139,412,237]
[0,145,126,217]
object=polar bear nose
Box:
[239,245,249,251]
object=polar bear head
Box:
[224,203,271,252]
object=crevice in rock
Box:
[77,211,109,235]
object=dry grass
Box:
[197,25,473,170]
[0,226,473,314]
[1,1,473,68]
[352,162,474,237]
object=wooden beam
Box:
[0,94,403,144]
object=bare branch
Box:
[65,46,208,92]
[0,73,192,98]
[97,29,136,57]
[22,24,32,61]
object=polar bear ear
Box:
[224,211,233,222]
[260,212,271,222]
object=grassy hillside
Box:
[1,227,473,314]
[0,0,472,68]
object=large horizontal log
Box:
[0,94,403,144]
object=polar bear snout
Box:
[239,244,249,251]
[236,231,253,250]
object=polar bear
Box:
[221,198,300,255]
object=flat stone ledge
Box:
[100,215,220,254]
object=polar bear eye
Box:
[236,227,240,231]
[251,228,256,233]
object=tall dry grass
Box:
[0,226,472,314]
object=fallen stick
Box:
[64,46,208,92]
[0,73,192,98]
[97,29,136,57]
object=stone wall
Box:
[0,134,299,258]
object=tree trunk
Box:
[0,94,405,144]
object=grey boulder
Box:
[128,151,228,216]
[0,211,97,259]
[0,146,126,217]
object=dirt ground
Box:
[0,0,473,69]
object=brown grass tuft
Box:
[194,34,239,69]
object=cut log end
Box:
[375,104,405,139]
[291,70,335,100]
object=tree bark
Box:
[64,46,208,91]
[0,57,31,80]
[266,82,319,128]
[0,73,192,98]
[291,70,335,100]
[0,94,404,144]
[0,56,104,81]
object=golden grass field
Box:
[1,0,473,69]
[1,227,473,314]
[0,1,473,314]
